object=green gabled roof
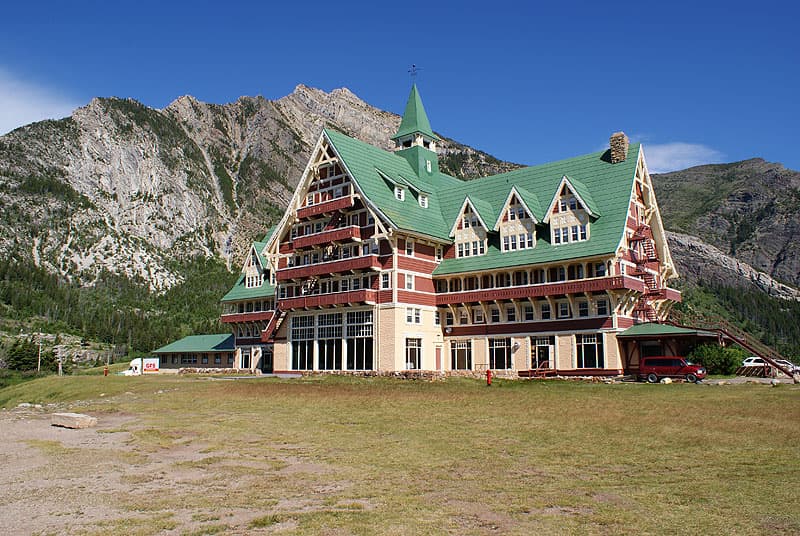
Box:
[617,323,718,338]
[391,84,440,141]
[434,144,640,275]
[251,241,267,268]
[511,185,542,222]
[220,274,276,303]
[153,334,234,354]
[563,175,600,216]
[466,195,497,232]
[261,225,277,245]
[325,128,461,240]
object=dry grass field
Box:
[0,374,798,535]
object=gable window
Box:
[395,186,405,201]
[419,194,429,208]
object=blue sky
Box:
[1,0,797,172]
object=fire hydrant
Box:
[103,365,109,377]
[486,368,492,387]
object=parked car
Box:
[742,356,766,367]
[774,359,800,374]
[639,356,707,383]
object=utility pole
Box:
[37,333,42,373]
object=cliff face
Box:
[0,85,519,290]
[0,84,796,301]
[653,159,800,288]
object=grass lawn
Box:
[1,375,798,535]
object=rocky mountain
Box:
[0,85,517,291]
[653,159,800,289]
[0,85,797,304]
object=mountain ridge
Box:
[0,85,797,302]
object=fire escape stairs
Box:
[630,225,662,323]
[667,308,798,382]
[261,308,285,343]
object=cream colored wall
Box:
[556,335,573,369]
[604,332,621,369]
[274,319,290,370]
[550,209,590,238]
[379,305,442,371]
[512,336,528,370]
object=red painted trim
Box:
[279,289,377,309]
[396,290,436,306]
[296,196,354,219]
[293,226,361,249]
[220,311,274,324]
[617,316,635,328]
[277,255,382,280]
[435,276,646,305]
[397,256,438,273]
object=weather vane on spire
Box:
[408,64,422,80]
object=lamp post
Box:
[37,332,42,373]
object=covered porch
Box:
[617,323,720,374]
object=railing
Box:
[292,226,361,249]
[220,310,274,324]
[296,196,354,219]
[277,255,382,281]
[668,308,797,381]
[261,308,284,342]
[279,289,377,309]
[435,275,647,305]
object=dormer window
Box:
[395,186,405,201]
[419,194,428,208]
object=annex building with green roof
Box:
[217,84,682,376]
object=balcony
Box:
[279,289,377,309]
[435,275,647,305]
[220,310,275,324]
[292,225,361,249]
[277,255,382,281]
[296,196,354,219]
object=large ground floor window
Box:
[451,340,472,370]
[530,336,554,369]
[488,338,512,369]
[406,338,422,369]
[576,333,604,368]
[289,311,375,371]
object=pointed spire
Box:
[392,84,439,141]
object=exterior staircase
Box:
[630,224,662,322]
[261,308,286,343]
[667,308,798,382]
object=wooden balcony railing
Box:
[435,275,647,305]
[296,196,354,219]
[220,310,274,324]
[277,255,382,281]
[279,289,377,309]
[292,226,361,249]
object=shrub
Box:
[688,344,748,375]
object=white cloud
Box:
[644,142,725,173]
[0,68,79,135]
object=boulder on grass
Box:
[51,413,97,429]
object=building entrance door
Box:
[435,346,442,371]
[261,346,274,373]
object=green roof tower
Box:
[392,84,440,179]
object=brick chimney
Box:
[609,132,630,163]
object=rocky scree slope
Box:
[0,85,517,291]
